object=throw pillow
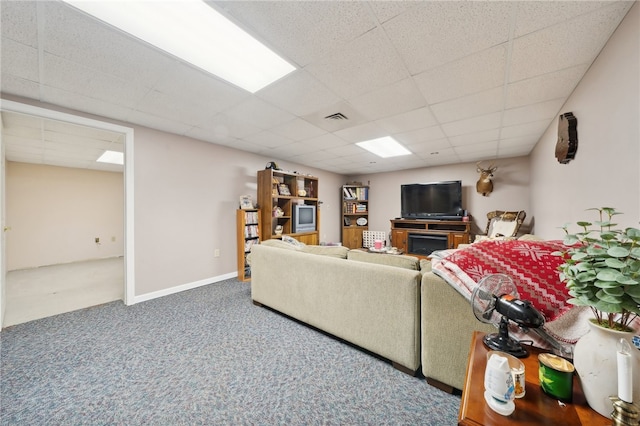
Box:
[260,239,301,251]
[282,235,306,248]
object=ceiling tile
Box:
[404,138,453,155]
[213,1,375,67]
[305,27,409,99]
[256,70,341,118]
[513,1,628,38]
[270,118,327,142]
[349,78,426,122]
[43,1,173,89]
[225,98,294,130]
[302,133,351,150]
[383,1,513,74]
[431,88,503,124]
[199,112,263,140]
[449,129,500,147]
[1,0,38,47]
[441,112,502,138]
[334,121,388,143]
[500,120,550,140]
[1,38,39,82]
[243,130,292,149]
[39,86,134,123]
[502,98,565,127]
[375,107,437,134]
[510,3,632,82]
[43,54,150,107]
[395,126,446,146]
[506,65,588,109]
[414,45,507,104]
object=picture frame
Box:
[278,184,291,196]
[239,195,254,210]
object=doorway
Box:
[0,99,135,328]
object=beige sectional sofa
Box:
[249,240,423,375]
[249,239,495,390]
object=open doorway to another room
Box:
[0,101,134,327]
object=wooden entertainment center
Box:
[390,218,470,258]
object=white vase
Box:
[573,320,640,418]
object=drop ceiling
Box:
[0,1,634,174]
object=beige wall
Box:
[529,3,639,239]
[350,156,531,240]
[132,126,345,295]
[6,162,124,270]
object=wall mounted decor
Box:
[476,162,497,196]
[555,112,578,164]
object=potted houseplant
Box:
[555,207,640,417]
[556,207,640,330]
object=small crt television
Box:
[292,204,316,233]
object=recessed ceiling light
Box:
[62,0,295,93]
[97,150,124,165]
[356,137,411,158]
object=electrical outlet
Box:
[95,237,100,243]
[214,249,220,257]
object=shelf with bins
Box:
[341,185,369,249]
[236,209,261,282]
[257,169,319,245]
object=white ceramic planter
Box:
[573,321,640,418]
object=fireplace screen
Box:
[407,233,448,256]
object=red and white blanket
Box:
[430,239,594,350]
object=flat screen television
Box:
[292,204,316,233]
[400,181,463,220]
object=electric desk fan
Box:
[472,274,545,358]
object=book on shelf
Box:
[244,224,260,239]
[343,202,368,214]
[244,238,259,252]
[244,211,259,223]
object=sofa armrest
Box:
[421,271,495,391]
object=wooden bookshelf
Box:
[257,169,319,245]
[341,184,369,248]
[236,209,261,282]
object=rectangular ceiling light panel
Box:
[63,0,295,93]
[356,136,411,158]
[97,150,124,165]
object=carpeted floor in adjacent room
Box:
[1,278,460,425]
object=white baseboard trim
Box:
[132,271,238,304]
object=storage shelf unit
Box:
[390,218,470,258]
[341,184,369,248]
[257,169,319,245]
[236,209,261,282]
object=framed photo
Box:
[278,184,291,196]
[239,195,254,210]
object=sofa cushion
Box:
[419,259,432,272]
[347,250,420,270]
[301,245,349,259]
[260,239,301,251]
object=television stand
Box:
[390,218,470,258]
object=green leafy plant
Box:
[555,207,640,331]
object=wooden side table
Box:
[459,331,610,425]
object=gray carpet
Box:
[1,279,460,425]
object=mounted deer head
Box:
[476,162,497,196]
